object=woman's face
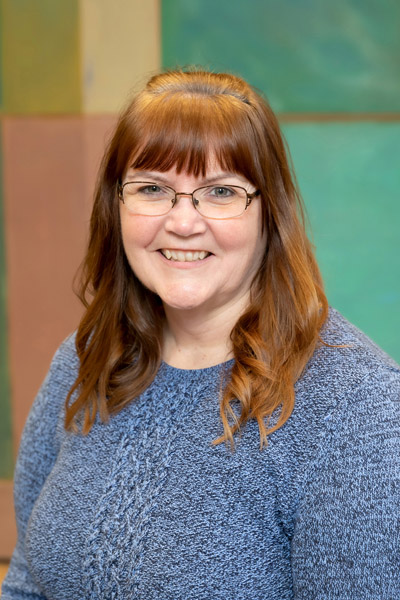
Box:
[119,161,267,317]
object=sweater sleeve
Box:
[291,366,400,599]
[1,341,73,600]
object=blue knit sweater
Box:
[2,309,400,599]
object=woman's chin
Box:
[162,298,204,312]
[160,291,210,313]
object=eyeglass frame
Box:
[117,181,261,219]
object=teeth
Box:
[161,249,210,262]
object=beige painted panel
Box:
[81,0,161,113]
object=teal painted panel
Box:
[0,122,13,478]
[162,0,400,112]
[283,122,400,361]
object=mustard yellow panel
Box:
[2,0,81,114]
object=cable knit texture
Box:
[2,309,400,599]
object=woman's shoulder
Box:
[288,308,400,453]
[321,307,399,369]
[23,332,80,434]
[47,331,80,387]
[14,333,80,505]
[290,312,400,596]
[303,307,400,394]
[272,310,400,524]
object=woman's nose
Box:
[164,194,206,236]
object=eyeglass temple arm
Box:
[246,189,260,208]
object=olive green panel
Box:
[0,123,13,478]
[162,0,400,112]
[1,0,81,114]
[283,122,400,361]
[0,1,3,109]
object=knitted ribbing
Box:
[83,366,220,598]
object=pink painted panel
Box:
[83,115,117,205]
[0,481,16,558]
[3,117,88,449]
[3,116,120,449]
[1,115,119,558]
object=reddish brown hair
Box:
[65,69,328,446]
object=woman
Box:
[2,69,400,599]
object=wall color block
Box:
[82,115,117,199]
[2,118,88,447]
[0,481,16,558]
[283,122,400,360]
[162,0,400,113]
[2,114,116,450]
[2,0,81,114]
[81,0,161,113]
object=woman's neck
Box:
[162,302,243,370]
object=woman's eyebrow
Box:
[126,170,169,181]
[201,173,247,185]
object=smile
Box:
[160,249,211,262]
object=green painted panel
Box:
[2,0,81,114]
[162,0,400,112]
[0,121,13,478]
[283,122,400,361]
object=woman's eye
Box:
[210,186,234,197]
[140,184,163,194]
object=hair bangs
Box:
[128,92,261,184]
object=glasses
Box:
[118,181,260,219]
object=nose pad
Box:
[170,193,202,216]
[173,192,199,212]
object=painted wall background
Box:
[0,0,399,557]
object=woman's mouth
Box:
[160,249,211,262]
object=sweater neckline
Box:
[159,358,234,378]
